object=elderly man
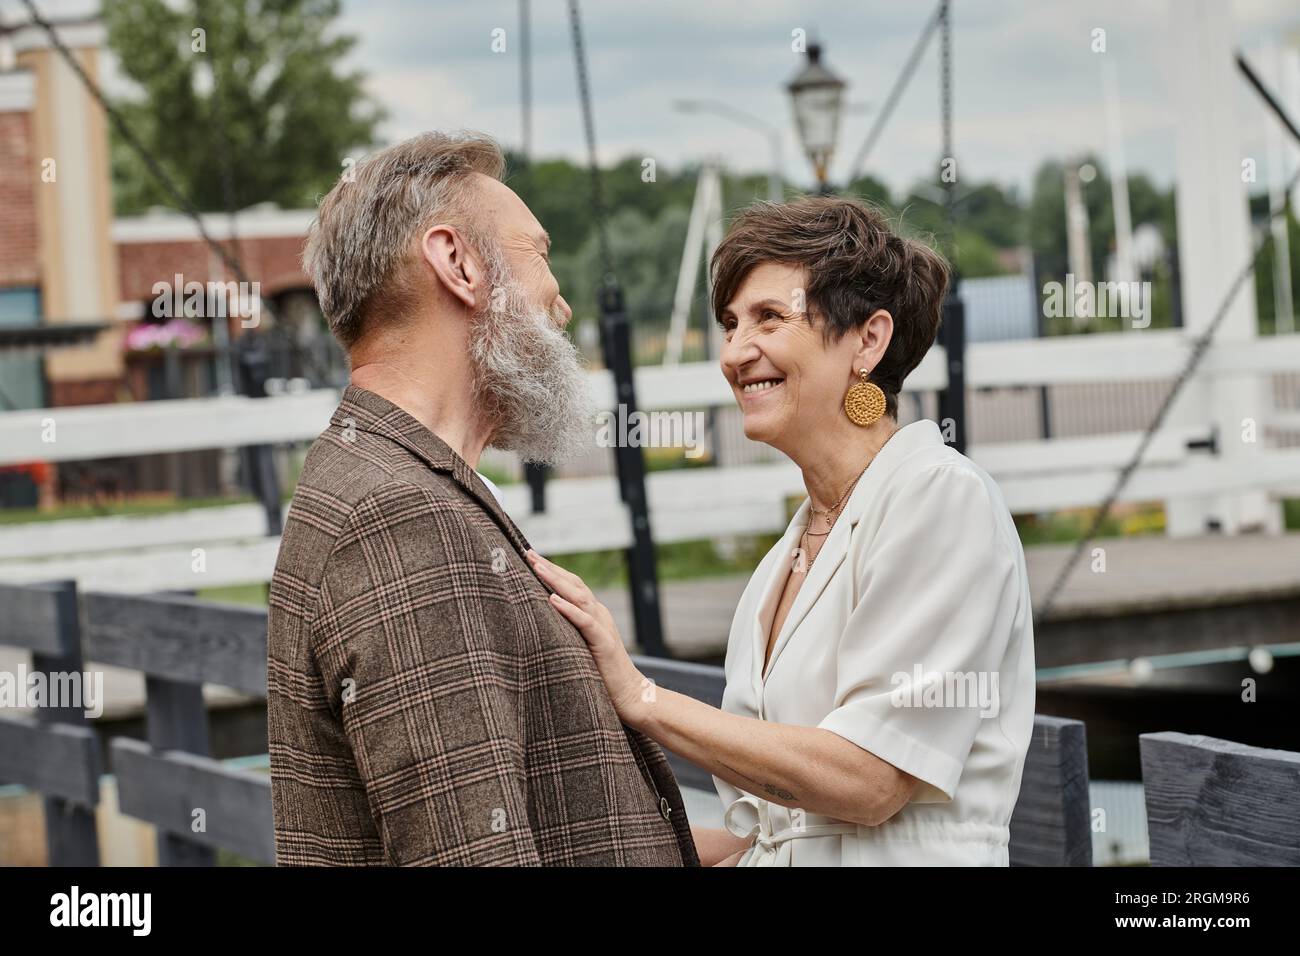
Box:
[267,131,698,867]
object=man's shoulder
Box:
[289,424,462,529]
[271,426,473,605]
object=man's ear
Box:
[855,308,894,372]
[420,224,484,311]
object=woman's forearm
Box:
[634,687,902,826]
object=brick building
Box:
[0,2,327,415]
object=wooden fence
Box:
[1,579,1295,866]
[1140,732,1300,865]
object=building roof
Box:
[112,206,316,244]
[0,322,105,354]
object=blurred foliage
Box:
[1028,157,1176,284]
[1250,205,1300,335]
[507,148,1194,346]
[507,152,741,333]
[106,0,384,213]
[1014,502,1166,546]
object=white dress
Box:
[714,418,1036,866]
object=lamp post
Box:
[787,42,847,194]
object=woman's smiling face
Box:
[718,262,864,457]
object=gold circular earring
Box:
[843,368,886,427]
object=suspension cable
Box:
[845,1,944,185]
[566,0,616,288]
[939,0,956,263]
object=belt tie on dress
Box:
[723,794,860,866]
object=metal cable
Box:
[1035,162,1300,622]
[845,1,944,185]
[939,0,956,262]
[566,0,616,288]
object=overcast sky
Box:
[333,0,1300,198]
[13,0,1293,198]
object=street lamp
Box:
[673,99,783,203]
[787,42,847,193]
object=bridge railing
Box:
[1,580,1100,866]
[1140,732,1300,866]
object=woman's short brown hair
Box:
[710,196,950,419]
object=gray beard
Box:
[469,272,594,466]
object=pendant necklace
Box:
[799,427,898,571]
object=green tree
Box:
[1028,158,1180,334]
[1027,156,1175,287]
[1253,206,1300,334]
[844,173,893,209]
[106,0,384,213]
[891,185,1019,278]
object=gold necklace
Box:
[799,427,898,569]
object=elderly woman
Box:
[527,196,1035,866]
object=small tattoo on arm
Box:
[762,783,797,801]
[720,761,797,802]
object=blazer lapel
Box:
[331,385,533,556]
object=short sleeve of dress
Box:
[816,463,1020,803]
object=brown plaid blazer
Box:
[268,385,699,866]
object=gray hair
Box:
[303,130,505,348]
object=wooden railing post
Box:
[144,676,217,866]
[0,580,101,866]
[31,580,100,866]
[1141,732,1300,866]
[83,591,272,865]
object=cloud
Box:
[91,0,1300,197]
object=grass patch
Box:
[197,583,270,607]
[1014,503,1166,546]
[477,462,515,487]
[550,533,783,590]
[642,445,715,473]
[216,847,269,867]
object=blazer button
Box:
[659,797,673,821]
